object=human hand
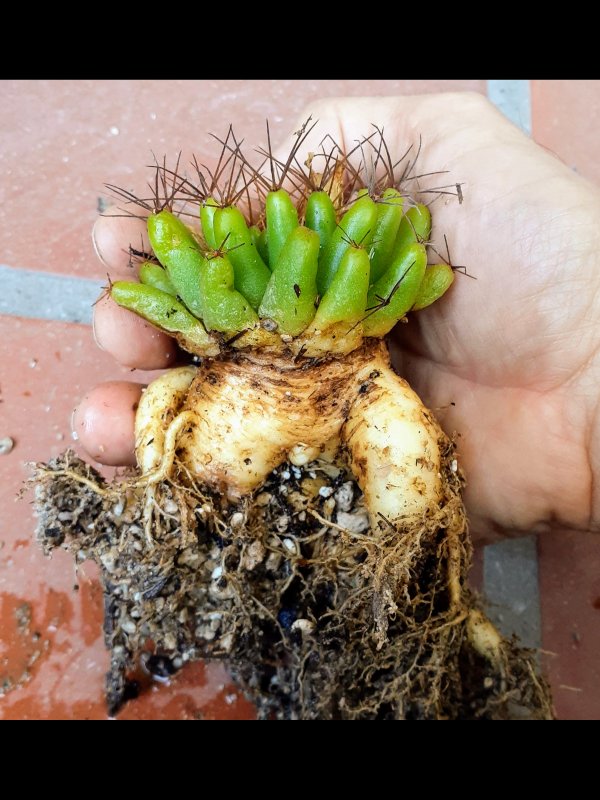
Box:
[73,93,600,541]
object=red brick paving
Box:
[0,316,252,718]
[1,80,485,280]
[3,79,600,719]
[531,79,600,720]
[532,80,600,185]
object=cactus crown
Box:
[107,119,461,358]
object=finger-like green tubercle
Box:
[200,198,219,250]
[369,188,404,283]
[317,192,378,296]
[363,243,427,337]
[111,281,216,353]
[249,225,262,253]
[213,206,271,311]
[139,262,177,296]
[256,228,270,267]
[200,254,259,335]
[313,246,370,328]
[147,210,205,319]
[265,189,299,268]
[305,191,337,255]
[412,263,455,311]
[392,203,431,258]
[258,226,319,336]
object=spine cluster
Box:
[108,121,457,357]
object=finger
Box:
[92,209,151,276]
[72,381,144,466]
[92,206,179,369]
[277,93,516,181]
[93,291,178,370]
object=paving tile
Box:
[531,80,600,184]
[0,315,253,718]
[470,546,484,591]
[1,80,485,280]
[531,79,600,719]
[538,532,600,720]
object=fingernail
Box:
[70,406,79,441]
[92,302,107,352]
[91,218,109,267]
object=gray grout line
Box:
[0,264,103,325]
[483,537,541,650]
[484,80,541,652]
[487,80,532,135]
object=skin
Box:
[72,380,144,466]
[77,93,600,542]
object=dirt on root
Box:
[32,445,553,720]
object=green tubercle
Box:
[213,206,271,310]
[139,262,177,296]
[265,189,299,268]
[369,188,404,283]
[258,226,319,336]
[317,192,378,296]
[363,242,427,337]
[392,203,431,258]
[313,246,370,329]
[111,281,216,352]
[412,263,455,311]
[147,210,205,319]
[305,191,337,255]
[199,253,259,335]
[200,198,219,250]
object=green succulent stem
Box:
[317,192,378,296]
[147,210,205,318]
[115,179,452,353]
[111,281,214,351]
[213,206,271,311]
[258,226,319,336]
[412,263,455,311]
[364,243,427,337]
[199,253,259,335]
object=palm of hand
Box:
[293,94,600,538]
[346,93,599,539]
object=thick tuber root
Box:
[135,341,442,530]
